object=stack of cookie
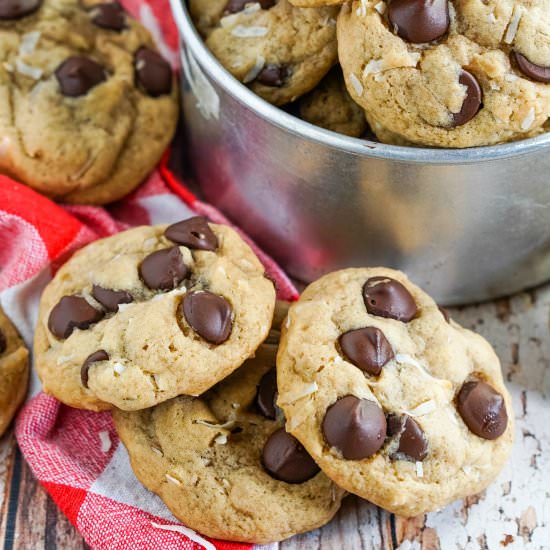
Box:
[35,216,514,543]
[0,0,179,204]
[190,0,550,147]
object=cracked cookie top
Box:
[276,267,514,516]
[189,0,339,105]
[114,335,344,544]
[337,0,550,147]
[0,0,178,204]
[34,217,276,411]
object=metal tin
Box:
[170,0,550,304]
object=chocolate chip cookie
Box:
[113,336,344,543]
[337,0,550,147]
[0,0,178,204]
[299,66,368,137]
[0,307,29,436]
[34,217,276,411]
[189,0,339,105]
[276,267,513,516]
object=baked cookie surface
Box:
[0,0,178,204]
[114,334,344,543]
[299,66,367,137]
[276,267,513,516]
[34,218,276,411]
[189,0,339,105]
[0,307,29,436]
[337,0,550,147]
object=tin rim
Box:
[170,0,550,165]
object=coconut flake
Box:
[486,12,497,24]
[243,55,265,83]
[374,1,386,15]
[406,399,436,417]
[113,362,126,375]
[215,434,228,445]
[462,465,473,475]
[278,382,318,405]
[416,461,424,478]
[505,73,518,82]
[56,355,75,365]
[194,419,235,430]
[243,2,261,14]
[151,522,216,550]
[349,73,363,96]
[504,6,523,44]
[231,25,268,38]
[521,107,535,131]
[15,59,42,80]
[99,431,111,453]
[363,59,384,76]
[19,31,41,55]
[165,474,182,486]
[151,446,163,456]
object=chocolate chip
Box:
[339,327,394,376]
[456,380,508,440]
[55,57,106,98]
[262,428,320,483]
[91,1,126,31]
[0,0,42,19]
[139,247,189,291]
[165,217,218,251]
[438,305,450,323]
[0,329,6,354]
[512,51,550,84]
[48,295,105,339]
[135,47,172,97]
[92,285,133,312]
[363,277,417,322]
[387,414,428,461]
[323,396,386,460]
[256,368,278,419]
[180,291,233,344]
[256,64,288,87]
[81,350,109,388]
[388,0,449,44]
[225,0,275,13]
[452,71,482,127]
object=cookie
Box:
[0,307,29,436]
[189,0,339,105]
[337,1,550,147]
[299,66,368,137]
[34,217,276,411]
[0,0,178,204]
[276,267,514,516]
[113,332,344,543]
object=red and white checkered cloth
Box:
[0,2,299,546]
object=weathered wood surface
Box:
[0,283,548,549]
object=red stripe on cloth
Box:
[42,482,88,526]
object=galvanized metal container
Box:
[169,0,550,304]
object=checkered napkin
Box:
[0,158,298,549]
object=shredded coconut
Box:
[363,59,384,76]
[486,12,497,24]
[151,446,163,456]
[214,434,228,445]
[113,363,126,375]
[151,522,216,550]
[243,2,261,14]
[99,431,111,453]
[505,73,518,82]
[462,465,473,475]
[406,399,436,417]
[231,25,268,38]
[243,55,265,83]
[374,1,386,15]
[194,419,235,430]
[19,31,41,55]
[416,461,424,478]
[165,474,182,485]
[521,107,535,131]
[278,382,318,405]
[56,355,75,365]
[15,59,42,80]
[504,6,523,44]
[349,73,363,96]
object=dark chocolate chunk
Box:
[339,327,394,376]
[388,0,449,44]
[81,350,109,388]
[363,277,417,322]
[256,64,289,87]
[55,57,106,97]
[452,70,482,127]
[91,1,126,30]
[48,295,104,339]
[92,285,133,312]
[180,291,233,344]
[456,380,508,440]
[256,368,278,419]
[323,396,386,460]
[135,47,172,97]
[0,0,42,19]
[388,414,428,461]
[139,247,188,291]
[225,0,275,14]
[512,51,550,84]
[262,428,320,483]
[165,217,218,251]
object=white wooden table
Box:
[1,283,548,549]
